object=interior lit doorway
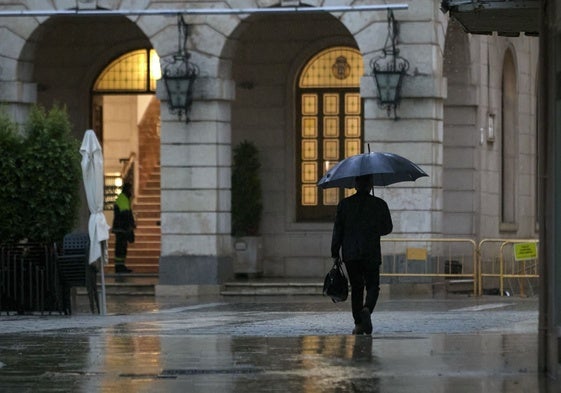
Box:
[92,49,162,274]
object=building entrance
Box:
[92,49,161,274]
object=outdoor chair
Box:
[56,233,99,314]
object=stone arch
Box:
[501,48,518,226]
[18,14,151,133]
[225,8,359,276]
[15,13,158,248]
[217,1,391,86]
[0,17,42,122]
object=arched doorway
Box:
[296,46,363,222]
[501,49,517,228]
[25,15,160,274]
[229,11,360,277]
[92,49,161,274]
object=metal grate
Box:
[120,367,262,380]
[160,367,262,376]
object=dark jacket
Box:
[331,191,393,263]
[112,192,135,234]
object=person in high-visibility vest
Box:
[112,182,136,273]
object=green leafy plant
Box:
[0,110,25,242]
[0,105,81,243]
[231,140,263,237]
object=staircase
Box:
[106,167,161,275]
[96,97,161,297]
[221,280,324,296]
[78,275,157,297]
[221,279,476,297]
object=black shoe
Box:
[352,324,365,335]
[360,307,372,335]
[115,265,132,274]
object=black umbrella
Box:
[317,152,428,189]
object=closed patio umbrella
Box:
[79,129,110,315]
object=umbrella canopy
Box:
[79,130,110,264]
[317,152,428,189]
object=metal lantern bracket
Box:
[370,9,410,120]
[161,14,199,123]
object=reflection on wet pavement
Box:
[0,332,550,392]
[0,296,558,392]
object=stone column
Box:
[157,76,236,296]
[0,23,36,124]
[358,2,446,237]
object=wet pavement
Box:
[0,294,559,392]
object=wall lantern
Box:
[162,14,199,123]
[370,9,409,120]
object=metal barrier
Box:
[380,238,478,295]
[478,239,539,296]
[0,243,61,314]
[478,239,507,296]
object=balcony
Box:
[441,0,539,36]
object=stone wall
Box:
[0,0,540,288]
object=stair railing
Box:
[120,152,136,190]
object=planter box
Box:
[233,236,263,277]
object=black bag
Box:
[323,257,348,303]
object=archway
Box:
[501,49,517,227]
[92,49,161,274]
[25,15,160,273]
[296,46,364,222]
[229,11,359,277]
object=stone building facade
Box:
[0,1,539,294]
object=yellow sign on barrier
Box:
[406,247,427,260]
[514,242,538,261]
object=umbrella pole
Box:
[99,241,108,315]
[367,145,373,195]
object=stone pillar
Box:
[0,19,36,124]
[540,0,561,378]
[358,2,446,237]
[157,76,236,296]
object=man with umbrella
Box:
[331,174,393,335]
[321,151,427,333]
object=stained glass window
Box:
[93,49,160,93]
[299,47,363,88]
[297,47,364,222]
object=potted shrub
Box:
[0,110,25,243]
[23,105,81,243]
[0,105,81,244]
[231,140,263,277]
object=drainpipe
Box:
[0,4,408,18]
[537,0,549,374]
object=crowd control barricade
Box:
[380,238,478,295]
[478,239,539,296]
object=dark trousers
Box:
[115,232,128,266]
[344,258,381,325]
